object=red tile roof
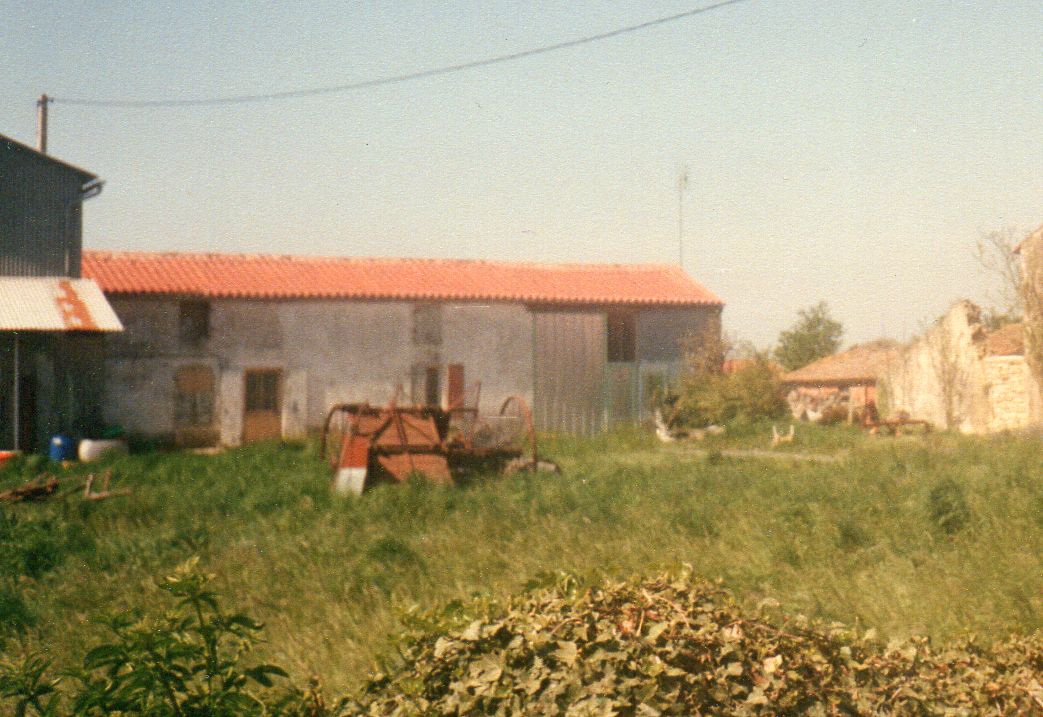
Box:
[782,340,901,385]
[82,251,723,306]
[984,322,1023,356]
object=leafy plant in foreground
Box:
[0,558,327,716]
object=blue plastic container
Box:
[49,435,76,462]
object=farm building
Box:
[82,251,723,446]
[881,301,1042,433]
[0,133,122,453]
[781,340,901,423]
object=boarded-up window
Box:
[179,300,210,345]
[174,366,214,428]
[607,310,636,362]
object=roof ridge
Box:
[81,249,724,306]
[82,249,686,272]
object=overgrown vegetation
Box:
[672,356,785,427]
[7,564,1042,715]
[1,558,321,716]
[0,430,1040,701]
[351,572,1043,715]
[660,329,785,427]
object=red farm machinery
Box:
[319,385,554,494]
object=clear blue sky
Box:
[3,1,1042,347]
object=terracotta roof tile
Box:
[984,323,1023,356]
[82,251,723,306]
[782,340,901,385]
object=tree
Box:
[774,302,843,371]
[973,226,1024,325]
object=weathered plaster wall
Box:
[442,303,534,409]
[103,297,533,445]
[883,302,988,432]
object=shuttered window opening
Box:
[245,370,280,412]
[178,300,210,345]
[174,366,214,428]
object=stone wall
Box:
[982,355,1036,432]
[881,300,1040,433]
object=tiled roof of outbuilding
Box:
[984,323,1023,356]
[82,251,724,306]
[782,340,901,385]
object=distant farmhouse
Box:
[83,251,722,446]
[781,341,901,423]
[1,133,122,453]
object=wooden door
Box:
[243,369,282,443]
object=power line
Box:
[52,0,751,108]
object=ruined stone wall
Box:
[882,300,1039,433]
[982,356,1037,433]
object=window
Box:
[412,304,442,346]
[174,366,214,428]
[607,310,636,362]
[245,370,281,412]
[410,364,442,406]
[179,300,210,345]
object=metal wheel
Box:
[320,403,355,470]
[498,394,538,465]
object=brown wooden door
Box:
[243,369,282,443]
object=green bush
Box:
[928,478,972,535]
[673,357,785,426]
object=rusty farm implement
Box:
[320,386,555,494]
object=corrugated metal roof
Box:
[82,251,724,307]
[0,132,97,181]
[0,278,123,332]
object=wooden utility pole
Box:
[37,93,49,153]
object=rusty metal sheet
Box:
[373,412,441,449]
[0,277,122,332]
[377,454,452,484]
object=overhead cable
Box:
[52,0,751,108]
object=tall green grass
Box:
[1,425,1040,695]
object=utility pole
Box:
[37,93,49,153]
[677,164,689,267]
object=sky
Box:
[3,0,1042,348]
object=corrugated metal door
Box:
[605,362,638,425]
[533,311,605,435]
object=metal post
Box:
[12,333,19,451]
[37,94,49,154]
[678,165,688,267]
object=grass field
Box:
[1,422,1041,696]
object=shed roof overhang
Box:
[0,277,123,332]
